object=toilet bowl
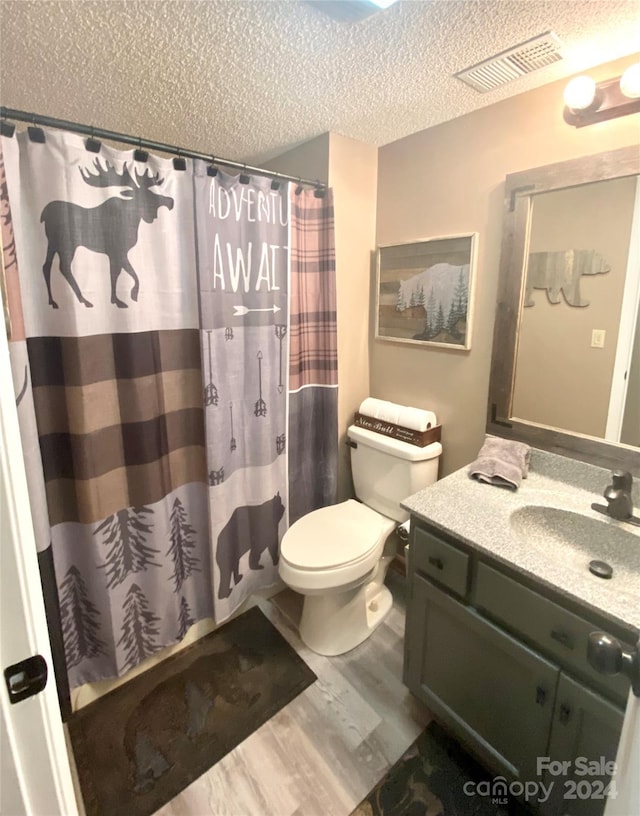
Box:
[279,420,442,656]
[279,500,397,655]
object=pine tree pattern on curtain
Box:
[194,168,290,621]
[2,129,213,687]
[288,189,338,524]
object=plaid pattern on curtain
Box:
[27,329,206,526]
[288,189,338,523]
[289,189,338,390]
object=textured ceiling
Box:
[0,0,638,165]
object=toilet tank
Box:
[347,424,442,523]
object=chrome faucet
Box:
[591,470,640,528]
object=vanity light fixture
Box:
[563,63,640,127]
[620,62,640,99]
[563,75,599,112]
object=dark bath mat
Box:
[68,605,316,816]
[351,721,532,816]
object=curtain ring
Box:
[295,178,304,195]
[85,124,101,153]
[134,136,148,163]
[173,147,186,171]
[28,113,45,143]
[239,163,250,184]
[0,110,15,138]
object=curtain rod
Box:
[0,106,325,192]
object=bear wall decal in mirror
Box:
[487,144,640,476]
[525,249,611,308]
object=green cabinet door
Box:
[542,674,625,816]
[406,576,560,783]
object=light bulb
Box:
[563,75,597,111]
[620,63,640,99]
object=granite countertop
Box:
[401,448,640,637]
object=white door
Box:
[605,176,640,443]
[606,689,640,816]
[0,307,78,815]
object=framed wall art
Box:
[375,233,477,350]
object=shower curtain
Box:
[1,127,337,692]
[193,168,338,618]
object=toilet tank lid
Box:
[347,425,442,461]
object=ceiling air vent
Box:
[455,32,563,93]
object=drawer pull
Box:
[559,703,572,724]
[428,556,444,570]
[550,628,575,650]
[535,685,547,706]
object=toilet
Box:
[279,423,442,656]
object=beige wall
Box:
[267,133,378,500]
[374,54,640,476]
[263,132,331,186]
[328,134,378,499]
[513,177,636,437]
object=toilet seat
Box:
[279,499,396,592]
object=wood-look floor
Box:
[153,573,431,816]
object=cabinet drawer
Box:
[412,526,469,598]
[475,562,630,705]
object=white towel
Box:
[359,398,437,431]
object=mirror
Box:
[488,145,640,476]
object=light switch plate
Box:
[591,329,606,348]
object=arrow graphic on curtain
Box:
[233,305,281,316]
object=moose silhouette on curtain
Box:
[40,159,174,309]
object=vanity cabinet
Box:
[404,521,630,816]
[406,574,558,785]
